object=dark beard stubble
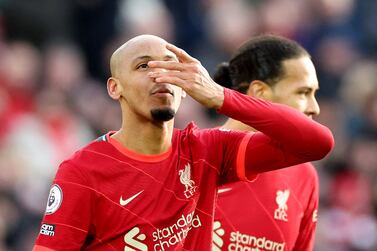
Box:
[150,108,175,121]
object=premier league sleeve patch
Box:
[45,184,63,215]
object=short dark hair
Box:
[213,34,309,94]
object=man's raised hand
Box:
[148,43,224,109]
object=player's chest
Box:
[216,183,306,250]
[87,158,217,250]
[105,157,210,201]
[92,157,218,222]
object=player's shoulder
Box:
[176,121,208,139]
[277,162,319,186]
[258,162,317,184]
[176,121,199,134]
[177,122,245,137]
[55,133,117,181]
[176,123,251,156]
[290,162,318,178]
[63,132,117,165]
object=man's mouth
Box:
[151,86,174,96]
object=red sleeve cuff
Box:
[236,133,258,182]
[217,87,232,114]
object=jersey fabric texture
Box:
[33,88,334,251]
[34,126,250,250]
[214,163,319,251]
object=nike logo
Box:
[218,187,232,194]
[120,190,144,206]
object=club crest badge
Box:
[274,189,290,221]
[179,163,197,198]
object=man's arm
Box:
[148,44,334,178]
[219,88,333,178]
[33,161,92,251]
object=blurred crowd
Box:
[0,0,376,250]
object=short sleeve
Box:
[34,161,93,251]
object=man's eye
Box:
[137,63,149,69]
[298,90,310,95]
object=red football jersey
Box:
[213,163,319,251]
[33,89,333,250]
[33,126,255,250]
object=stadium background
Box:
[0,0,376,250]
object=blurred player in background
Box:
[213,35,324,251]
[33,34,333,250]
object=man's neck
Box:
[222,118,257,132]
[112,117,174,155]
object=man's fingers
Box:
[148,60,186,71]
[154,76,187,89]
[166,43,199,63]
[149,71,191,84]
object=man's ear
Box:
[246,80,273,100]
[107,77,122,100]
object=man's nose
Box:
[306,97,320,117]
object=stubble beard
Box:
[150,108,175,121]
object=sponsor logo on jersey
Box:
[229,231,285,251]
[120,190,144,206]
[124,227,147,251]
[178,163,197,198]
[40,223,55,237]
[152,211,202,250]
[213,221,225,251]
[274,190,290,222]
[45,184,63,215]
[124,212,202,251]
[213,221,286,251]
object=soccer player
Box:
[33,34,333,250]
[213,35,325,251]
